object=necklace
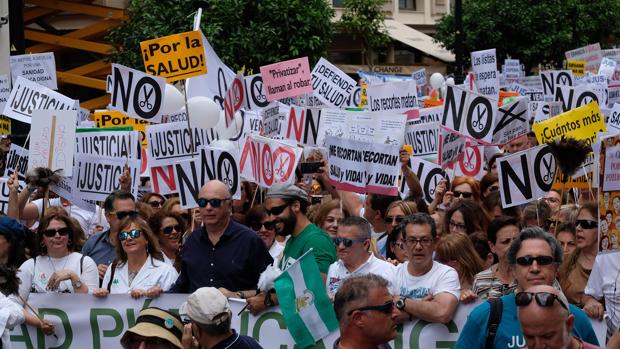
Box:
[128,269,138,286]
[48,254,70,272]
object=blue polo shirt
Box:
[81,230,116,266]
[170,220,273,293]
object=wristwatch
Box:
[264,289,276,307]
[72,279,82,289]
[395,296,407,310]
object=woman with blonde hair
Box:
[434,232,484,303]
[312,199,348,238]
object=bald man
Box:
[170,180,273,294]
[517,285,602,349]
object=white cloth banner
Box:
[317,108,406,146]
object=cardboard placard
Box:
[412,68,427,87]
[316,108,406,147]
[410,157,451,204]
[404,121,439,157]
[470,48,499,98]
[223,73,245,129]
[4,77,77,124]
[94,110,151,148]
[599,57,617,79]
[565,43,603,73]
[454,142,485,180]
[278,105,321,146]
[0,74,11,112]
[533,101,607,145]
[109,64,167,123]
[0,178,25,214]
[598,134,620,252]
[146,121,219,167]
[366,80,418,113]
[441,85,497,144]
[239,134,302,188]
[72,154,140,201]
[540,70,574,98]
[438,127,466,167]
[492,96,529,145]
[567,60,586,77]
[260,57,312,101]
[555,85,605,113]
[243,74,269,110]
[140,30,206,82]
[75,130,141,160]
[28,109,77,176]
[310,57,356,108]
[5,144,28,180]
[150,165,177,195]
[10,52,57,89]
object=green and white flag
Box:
[274,249,338,348]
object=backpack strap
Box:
[486,297,503,349]
[80,254,85,275]
[106,260,118,293]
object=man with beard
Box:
[245,183,336,314]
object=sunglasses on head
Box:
[42,227,70,237]
[453,190,473,199]
[515,291,568,310]
[575,219,598,229]
[118,229,142,242]
[162,225,181,235]
[384,216,404,225]
[347,300,395,316]
[265,203,288,216]
[116,211,138,220]
[148,200,164,208]
[250,221,276,231]
[515,255,554,266]
[333,237,367,248]
[196,198,230,208]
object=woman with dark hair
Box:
[245,205,284,259]
[385,223,407,264]
[16,213,98,335]
[443,199,491,238]
[93,216,178,299]
[0,265,24,348]
[0,216,28,268]
[148,211,186,267]
[559,201,599,306]
[479,173,499,200]
[140,192,166,212]
[382,200,417,257]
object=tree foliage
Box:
[107,0,334,72]
[339,0,390,65]
[434,0,620,71]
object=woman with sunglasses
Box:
[381,201,417,258]
[16,213,98,335]
[442,176,481,208]
[245,205,284,260]
[140,193,166,213]
[148,211,186,268]
[93,216,178,299]
[558,202,599,307]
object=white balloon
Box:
[446,77,455,86]
[429,73,445,89]
[187,96,220,129]
[215,110,243,139]
[162,84,185,116]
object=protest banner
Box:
[150,165,177,195]
[599,57,617,79]
[5,143,28,179]
[0,74,11,112]
[278,104,321,146]
[533,101,607,145]
[412,68,427,87]
[503,59,523,82]
[28,109,77,176]
[471,48,499,98]
[223,73,245,129]
[603,143,620,192]
[413,105,442,124]
[506,82,529,96]
[442,85,497,144]
[404,120,439,158]
[326,135,400,196]
[439,127,466,167]
[310,57,357,108]
[146,121,219,167]
[410,157,451,203]
[94,110,151,148]
[366,79,418,113]
[532,101,562,124]
[174,146,241,208]
[260,57,312,101]
[49,176,98,213]
[492,96,529,145]
[540,70,573,98]
[10,52,57,89]
[519,75,544,90]
[75,129,141,160]
[0,115,9,135]
[317,108,406,146]
[261,102,282,138]
[109,63,167,123]
[497,145,557,208]
[0,178,25,214]
[567,60,586,77]
[455,141,485,180]
[13,294,601,349]
[555,85,605,112]
[243,73,269,110]
[598,134,620,252]
[239,134,302,188]
[72,153,140,202]
[565,43,603,73]
[607,103,620,132]
[140,30,206,82]
[3,76,77,124]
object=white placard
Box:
[540,70,574,98]
[75,130,141,159]
[492,96,529,145]
[72,153,140,201]
[471,48,499,98]
[146,121,219,167]
[310,57,356,108]
[599,57,617,80]
[565,43,603,72]
[239,134,302,188]
[109,63,167,123]
[404,121,439,157]
[0,177,25,214]
[441,85,497,144]
[366,80,418,113]
[317,108,406,146]
[10,52,58,89]
[410,157,451,203]
[28,109,77,176]
[0,74,10,112]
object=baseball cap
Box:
[179,287,231,326]
[265,183,309,203]
[121,307,183,349]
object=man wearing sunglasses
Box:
[456,227,599,349]
[333,274,399,349]
[82,191,136,280]
[517,285,603,349]
[326,217,397,298]
[170,180,272,295]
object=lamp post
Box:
[454,0,464,84]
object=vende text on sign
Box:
[140,30,206,82]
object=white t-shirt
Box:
[101,256,178,294]
[393,260,461,300]
[0,294,24,349]
[584,252,620,330]
[16,252,99,302]
[326,253,397,296]
[32,198,109,238]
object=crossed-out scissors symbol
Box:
[472,105,486,131]
[542,156,555,182]
[139,86,153,109]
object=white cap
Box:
[179,287,231,325]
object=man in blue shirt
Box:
[170,180,272,294]
[455,227,599,349]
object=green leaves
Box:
[339,0,390,64]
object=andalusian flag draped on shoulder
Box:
[274,249,338,348]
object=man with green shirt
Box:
[245,183,337,314]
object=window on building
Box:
[399,0,416,10]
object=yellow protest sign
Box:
[0,116,10,135]
[140,30,206,82]
[533,102,607,145]
[94,110,150,148]
[567,60,586,76]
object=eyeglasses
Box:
[265,203,289,216]
[162,225,181,235]
[453,190,473,199]
[449,221,467,232]
[384,216,405,225]
[250,221,276,231]
[515,255,554,266]
[333,237,367,248]
[42,227,71,237]
[116,211,138,220]
[148,200,164,208]
[575,219,598,229]
[196,198,230,208]
[515,291,568,310]
[347,300,395,316]
[404,237,434,247]
[118,229,142,242]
